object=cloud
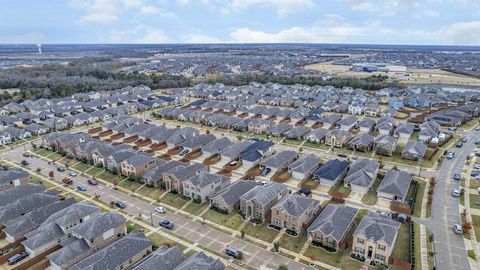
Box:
[201,0,314,16]
[444,21,480,45]
[123,0,141,8]
[139,5,177,17]
[184,34,223,43]
[108,25,172,43]
[177,0,190,6]
[71,0,122,23]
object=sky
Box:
[0,0,479,45]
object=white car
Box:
[154,207,166,214]
[452,189,461,198]
[68,171,77,177]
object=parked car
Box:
[62,178,73,185]
[476,127,480,131]
[261,168,271,177]
[154,207,166,214]
[87,179,97,185]
[115,201,126,209]
[228,160,238,166]
[298,188,312,197]
[259,180,269,186]
[462,137,468,143]
[68,171,77,177]
[456,142,463,148]
[76,184,87,191]
[337,153,347,158]
[57,166,65,172]
[22,152,31,157]
[454,224,463,235]
[452,189,461,198]
[226,246,241,259]
[179,149,190,156]
[159,220,174,229]
[448,127,457,131]
[473,164,480,170]
[8,252,29,265]
[475,141,480,145]
[446,151,455,159]
[453,173,462,181]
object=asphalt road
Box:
[1,146,315,270]
[430,129,479,270]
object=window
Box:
[357,238,364,244]
[378,245,385,251]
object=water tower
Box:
[37,44,42,54]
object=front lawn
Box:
[304,247,364,270]
[72,162,93,172]
[412,181,426,218]
[361,176,383,205]
[391,222,411,262]
[119,179,143,192]
[470,194,480,209]
[159,192,189,209]
[148,233,187,251]
[85,166,106,176]
[201,209,244,230]
[183,202,209,216]
[243,222,279,243]
[471,215,480,243]
[136,186,165,201]
[285,138,304,145]
[278,232,308,253]
[96,171,125,185]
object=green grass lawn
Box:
[57,157,76,166]
[34,148,54,157]
[361,176,383,205]
[412,181,426,218]
[413,223,422,270]
[136,186,165,201]
[303,142,331,151]
[304,247,364,270]
[85,166,106,176]
[96,171,125,184]
[202,209,244,230]
[159,192,189,209]
[148,233,187,251]
[126,222,150,234]
[72,162,93,172]
[183,202,209,216]
[285,138,303,145]
[468,250,477,261]
[332,147,354,155]
[119,179,143,192]
[470,194,480,209]
[471,215,480,242]
[278,232,308,253]
[243,222,279,243]
[47,152,64,161]
[392,223,411,262]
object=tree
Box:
[20,160,28,166]
[240,230,245,239]
[463,222,472,233]
[278,265,288,270]
[273,241,280,252]
[237,135,244,141]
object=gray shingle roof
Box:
[70,232,152,270]
[0,192,59,223]
[273,194,319,218]
[124,153,158,167]
[353,212,401,247]
[402,141,427,157]
[47,237,91,267]
[212,180,258,207]
[72,212,126,241]
[377,170,412,199]
[42,202,100,228]
[132,246,186,270]
[186,173,229,188]
[287,154,320,174]
[0,168,29,185]
[202,137,233,154]
[174,251,225,270]
[0,183,46,207]
[344,159,379,188]
[240,182,287,206]
[308,204,358,242]
[144,161,185,182]
[313,159,349,181]
[260,150,296,168]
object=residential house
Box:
[106,150,135,173]
[0,168,30,191]
[393,123,414,143]
[374,135,398,157]
[182,173,230,203]
[70,232,152,270]
[179,134,216,152]
[0,192,60,226]
[47,212,127,270]
[25,123,49,136]
[401,141,427,160]
[325,129,353,148]
[120,153,159,176]
[201,137,233,158]
[375,117,395,135]
[267,123,293,137]
[356,118,375,133]
[132,246,186,270]
[271,194,320,233]
[239,140,275,168]
[320,114,341,129]
[347,133,375,152]
[419,121,441,143]
[308,204,358,251]
[377,170,412,202]
[313,159,349,188]
[352,212,401,265]
[163,163,208,193]
[173,251,225,270]
[143,161,185,187]
[338,115,358,131]
[240,183,289,222]
[344,159,379,195]
[260,150,297,173]
[287,154,321,180]
[285,126,312,140]
[306,128,328,144]
[0,183,46,207]
[210,180,258,213]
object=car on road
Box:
[456,142,463,148]
[446,151,455,159]
[76,184,87,191]
[68,171,77,177]
[475,141,480,145]
[453,173,462,181]
[462,137,468,143]
[114,201,126,209]
[154,207,166,214]
[159,220,174,229]
[476,127,480,131]
[226,246,241,259]
[62,178,73,185]
[8,251,29,265]
[448,127,457,131]
[57,166,65,172]
[452,189,461,198]
[259,180,269,186]
[454,224,463,235]
[260,168,271,177]
[87,179,97,185]
[337,153,347,158]
[22,152,31,157]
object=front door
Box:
[367,246,373,259]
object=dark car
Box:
[456,142,463,148]
[115,201,126,209]
[57,166,65,172]
[453,174,462,181]
[337,153,348,158]
[8,252,29,265]
[298,188,312,197]
[159,220,174,229]
[87,179,97,185]
[475,141,480,145]
[260,168,271,177]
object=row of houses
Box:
[0,170,224,270]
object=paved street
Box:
[430,129,479,270]
[0,145,315,270]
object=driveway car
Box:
[179,149,190,156]
[8,252,29,265]
[154,207,166,214]
[159,220,174,229]
[261,168,271,177]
